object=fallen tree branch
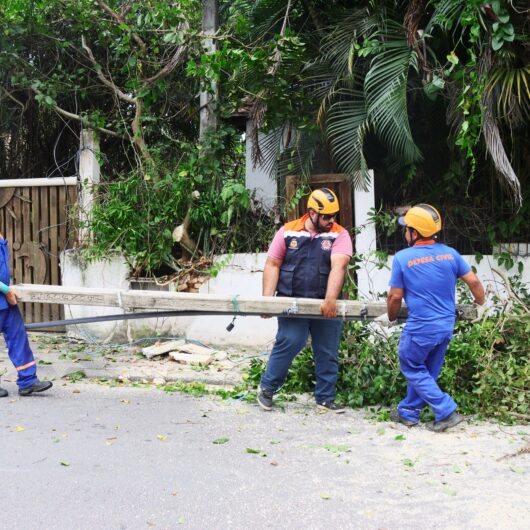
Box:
[492,267,530,313]
[172,208,199,260]
[130,97,155,165]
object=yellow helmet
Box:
[398,204,442,237]
[307,188,340,215]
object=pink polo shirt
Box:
[267,224,353,261]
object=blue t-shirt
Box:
[389,243,471,334]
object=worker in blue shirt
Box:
[382,204,485,432]
[0,235,53,397]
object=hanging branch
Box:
[143,21,190,87]
[80,36,135,104]
[248,0,292,167]
[96,0,147,55]
[0,87,25,109]
[51,103,125,139]
[79,3,190,168]
[82,35,153,165]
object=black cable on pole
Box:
[25,310,406,330]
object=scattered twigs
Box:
[492,267,530,314]
[496,440,530,461]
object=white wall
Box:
[61,172,528,345]
[60,250,278,348]
[181,253,277,348]
[244,122,277,208]
[356,253,530,302]
[61,249,130,338]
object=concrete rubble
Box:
[0,332,254,390]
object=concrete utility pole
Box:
[199,0,218,141]
[14,284,479,321]
[78,129,100,244]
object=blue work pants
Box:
[397,332,456,423]
[0,305,37,389]
[260,317,343,403]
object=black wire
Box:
[25,310,406,330]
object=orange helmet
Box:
[398,204,442,237]
[307,188,339,215]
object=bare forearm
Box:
[387,288,404,321]
[461,272,485,305]
[324,266,347,302]
[387,298,402,321]
[470,282,485,305]
[262,261,281,296]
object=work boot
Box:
[0,387,8,398]
[18,380,53,396]
[257,387,273,411]
[390,409,418,427]
[426,411,465,433]
[316,401,346,414]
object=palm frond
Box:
[485,65,530,124]
[364,34,422,164]
[327,97,371,189]
[254,124,321,186]
[319,8,380,79]
[425,0,467,34]
[277,127,321,181]
[246,0,293,41]
[482,102,522,207]
[252,125,284,176]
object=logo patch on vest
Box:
[321,240,332,251]
[289,239,298,249]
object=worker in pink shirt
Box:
[257,188,352,412]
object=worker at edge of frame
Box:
[257,187,353,413]
[0,232,53,397]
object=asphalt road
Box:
[1,382,528,530]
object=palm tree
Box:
[238,0,528,205]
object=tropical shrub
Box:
[243,310,529,423]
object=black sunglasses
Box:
[321,213,338,221]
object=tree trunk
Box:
[199,0,219,141]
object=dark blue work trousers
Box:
[0,305,37,389]
[397,332,456,423]
[260,317,343,403]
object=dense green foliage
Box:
[242,312,529,422]
[86,126,276,273]
[236,270,530,423]
[1,0,529,271]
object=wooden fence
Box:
[0,177,78,326]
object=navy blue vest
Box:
[276,216,346,299]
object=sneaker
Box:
[390,409,418,427]
[0,387,8,398]
[316,401,346,414]
[257,387,273,411]
[425,411,465,433]
[18,380,53,396]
